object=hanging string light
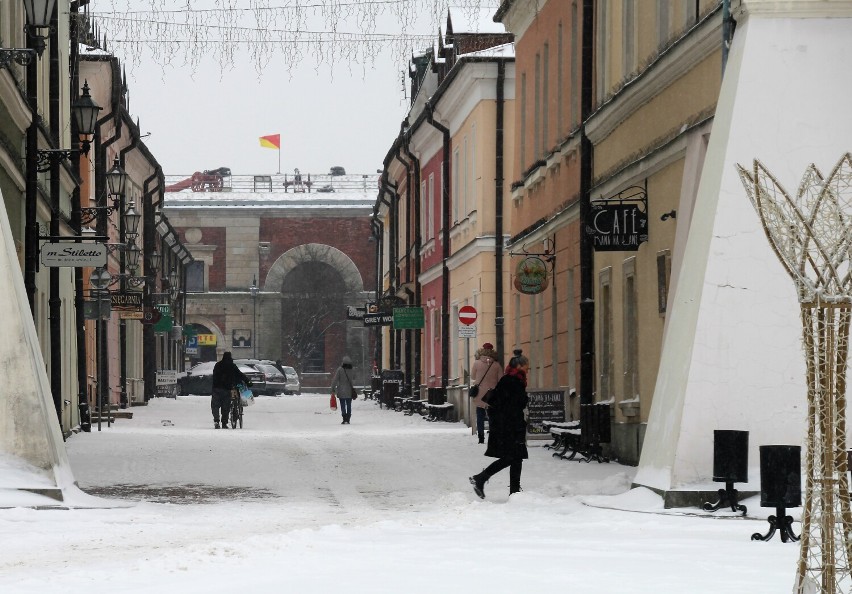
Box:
[85,0,499,73]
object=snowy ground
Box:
[0,393,799,592]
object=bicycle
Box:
[229,385,245,429]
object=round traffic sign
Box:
[459,305,477,326]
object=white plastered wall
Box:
[635,8,852,494]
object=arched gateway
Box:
[163,172,377,391]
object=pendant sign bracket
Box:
[587,181,649,252]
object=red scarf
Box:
[504,365,527,387]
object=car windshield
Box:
[257,364,281,377]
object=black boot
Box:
[478,434,485,444]
[469,475,485,499]
[509,484,522,495]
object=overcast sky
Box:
[91,1,505,179]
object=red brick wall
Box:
[259,217,376,291]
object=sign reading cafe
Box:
[587,202,648,251]
[586,184,649,252]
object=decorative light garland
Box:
[85,0,500,72]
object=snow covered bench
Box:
[543,420,580,452]
[424,402,454,422]
[550,404,611,463]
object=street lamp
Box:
[89,266,112,431]
[249,276,259,359]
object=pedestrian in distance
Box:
[330,355,357,424]
[469,342,502,444]
[211,351,252,429]
[469,349,529,498]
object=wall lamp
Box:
[79,157,128,225]
[36,81,101,171]
[660,210,677,221]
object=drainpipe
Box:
[402,132,422,392]
[378,177,396,368]
[118,124,140,409]
[142,168,161,401]
[393,141,412,392]
[48,5,62,423]
[495,61,506,361]
[69,4,90,432]
[579,0,595,406]
[425,103,451,393]
[371,215,384,367]
[95,105,123,422]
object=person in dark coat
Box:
[469,349,529,498]
[211,351,251,429]
[330,355,356,424]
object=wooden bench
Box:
[402,398,428,416]
[551,404,611,463]
[543,420,580,452]
[424,402,454,422]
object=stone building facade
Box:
[163,176,377,389]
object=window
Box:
[657,250,672,315]
[421,180,427,241]
[463,135,469,217]
[623,0,636,75]
[596,0,609,99]
[658,3,670,47]
[520,72,527,169]
[428,173,435,240]
[186,260,205,292]
[534,53,541,159]
[623,257,638,400]
[471,123,477,212]
[684,0,698,26]
[542,42,549,156]
[571,4,579,126]
[599,267,613,400]
[557,22,564,134]
[452,148,460,223]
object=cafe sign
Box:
[514,256,549,295]
[587,202,648,252]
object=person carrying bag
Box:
[330,355,356,424]
[469,343,502,444]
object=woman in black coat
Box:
[469,349,529,498]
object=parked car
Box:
[178,361,266,396]
[254,364,287,395]
[281,366,301,395]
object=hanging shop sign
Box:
[393,306,424,329]
[514,256,549,295]
[110,292,143,311]
[586,184,649,252]
[40,243,106,267]
[346,305,366,321]
[152,304,172,333]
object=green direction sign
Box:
[153,304,173,333]
[393,306,424,329]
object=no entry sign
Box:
[459,305,477,326]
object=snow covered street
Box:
[0,394,798,592]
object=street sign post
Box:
[459,305,477,325]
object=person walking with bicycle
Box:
[211,351,251,429]
[330,355,357,424]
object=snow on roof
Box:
[461,42,515,59]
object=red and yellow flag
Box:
[259,134,281,149]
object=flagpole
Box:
[278,148,281,174]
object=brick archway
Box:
[264,243,364,294]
